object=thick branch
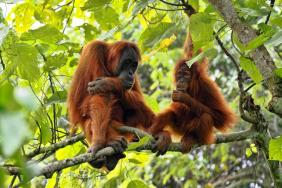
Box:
[3,128,255,179]
[26,133,85,159]
[26,126,149,159]
[208,0,282,118]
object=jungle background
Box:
[0,0,282,187]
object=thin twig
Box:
[54,1,73,10]
[158,0,185,6]
[48,72,57,143]
[265,0,275,24]
[26,133,84,159]
[0,50,5,70]
[244,83,256,93]
[215,34,240,72]
[147,5,186,11]
[9,175,17,188]
[62,0,75,34]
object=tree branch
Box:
[207,0,282,186]
[2,127,256,179]
[26,126,149,159]
[208,0,282,118]
[26,133,85,159]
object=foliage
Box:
[0,0,281,187]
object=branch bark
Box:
[2,127,255,180]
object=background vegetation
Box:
[0,0,282,187]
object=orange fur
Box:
[150,33,237,153]
[67,40,154,149]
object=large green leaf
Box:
[82,0,112,11]
[144,94,159,112]
[186,48,217,66]
[127,179,148,188]
[139,22,175,51]
[9,2,35,33]
[245,29,275,50]
[0,82,20,111]
[0,112,31,157]
[40,121,52,145]
[127,136,152,150]
[79,23,99,42]
[34,8,64,29]
[269,136,282,161]
[21,25,65,44]
[239,56,263,84]
[6,43,40,82]
[190,13,215,50]
[44,53,68,71]
[93,6,120,30]
[33,108,52,145]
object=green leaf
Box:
[82,0,112,11]
[132,0,156,16]
[239,56,263,84]
[6,43,40,82]
[33,108,52,144]
[128,158,143,164]
[0,82,20,111]
[245,29,275,50]
[127,179,148,188]
[265,30,282,47]
[21,25,65,44]
[186,48,217,67]
[40,121,52,145]
[139,22,175,51]
[55,142,84,160]
[9,2,35,33]
[250,143,257,154]
[144,94,159,112]
[245,147,252,158]
[122,0,131,12]
[269,136,282,161]
[104,177,118,188]
[34,8,63,29]
[44,90,67,106]
[127,136,152,150]
[0,112,31,157]
[270,17,282,28]
[274,68,282,78]
[79,23,99,42]
[0,168,5,188]
[44,53,68,71]
[93,6,120,30]
[190,13,215,50]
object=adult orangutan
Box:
[149,33,237,155]
[67,40,155,170]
